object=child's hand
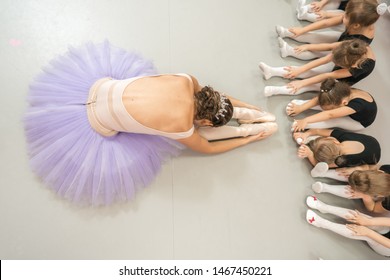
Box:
[298,144,312,158]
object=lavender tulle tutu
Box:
[24,41,184,206]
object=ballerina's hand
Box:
[286,102,301,116]
[292,119,307,132]
[310,2,323,12]
[315,11,327,20]
[287,80,303,94]
[346,210,370,226]
[297,144,312,158]
[294,45,310,54]
[288,27,304,37]
[247,131,272,143]
[283,66,300,79]
[346,224,370,237]
[336,166,363,177]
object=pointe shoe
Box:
[311,162,329,178]
[258,62,272,80]
[237,111,276,124]
[239,122,278,136]
[312,182,324,193]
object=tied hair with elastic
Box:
[377,3,388,15]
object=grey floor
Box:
[1,0,389,260]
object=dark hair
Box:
[345,0,380,28]
[332,39,367,69]
[194,86,233,127]
[318,79,351,107]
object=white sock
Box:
[311,162,329,177]
[311,182,351,198]
[258,62,288,80]
[275,25,293,38]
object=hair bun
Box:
[377,3,387,15]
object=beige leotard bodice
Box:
[86,74,195,139]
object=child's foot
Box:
[278,37,289,58]
[306,209,321,227]
[312,182,324,193]
[311,162,329,178]
[306,195,327,213]
[275,25,293,38]
[258,62,272,80]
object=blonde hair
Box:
[349,170,390,197]
[308,137,341,164]
[332,39,368,69]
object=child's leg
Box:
[305,117,365,131]
[264,84,320,97]
[297,62,335,79]
[310,162,348,182]
[278,38,330,60]
[306,210,390,257]
[259,61,334,80]
[198,123,278,141]
[311,181,350,198]
[276,25,342,44]
[307,196,390,234]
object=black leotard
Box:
[347,95,377,127]
[330,129,381,167]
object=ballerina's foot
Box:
[311,162,329,178]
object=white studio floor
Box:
[1,0,390,260]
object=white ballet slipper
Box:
[306,195,327,213]
[278,37,288,58]
[306,209,321,227]
[311,162,329,178]
[258,62,272,80]
[275,25,293,38]
[238,111,276,124]
[297,4,310,20]
[311,181,324,193]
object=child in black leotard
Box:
[298,128,381,167]
[287,78,377,131]
[305,163,390,257]
[261,39,375,96]
[276,0,380,60]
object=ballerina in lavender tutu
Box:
[25,41,277,206]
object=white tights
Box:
[308,201,390,257]
[310,162,349,182]
[277,25,342,44]
[290,99,365,131]
[260,61,335,80]
[279,37,330,60]
[297,0,345,23]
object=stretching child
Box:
[288,78,377,131]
